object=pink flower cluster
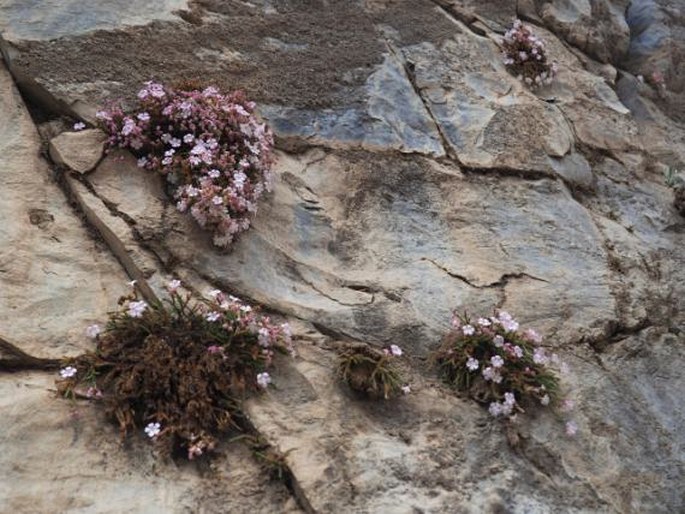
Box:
[441,310,577,436]
[97,82,274,247]
[201,287,295,366]
[502,20,557,89]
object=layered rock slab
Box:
[85,148,618,350]
[0,61,128,358]
[0,0,188,41]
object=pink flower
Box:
[206,311,221,322]
[60,366,77,379]
[85,324,101,339]
[525,328,542,344]
[533,347,549,365]
[127,300,148,318]
[257,372,271,389]
[389,344,403,356]
[145,422,161,438]
[466,357,479,371]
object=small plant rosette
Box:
[96,81,274,247]
[337,342,410,400]
[502,19,558,89]
[434,311,576,428]
[56,280,294,460]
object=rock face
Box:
[48,128,106,174]
[0,0,188,41]
[1,1,685,513]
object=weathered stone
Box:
[0,0,188,42]
[535,0,631,64]
[0,372,300,514]
[0,61,128,358]
[48,128,106,174]
[1,1,685,512]
[261,52,446,157]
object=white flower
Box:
[73,122,86,131]
[206,311,221,322]
[466,357,479,371]
[208,169,221,179]
[258,327,271,347]
[85,324,102,339]
[137,112,150,122]
[137,157,148,168]
[513,345,524,358]
[144,422,161,438]
[498,311,513,322]
[493,335,504,347]
[540,394,550,406]
[212,196,223,206]
[167,279,182,292]
[240,305,252,313]
[257,372,271,389]
[401,385,411,395]
[127,300,148,318]
[183,133,195,143]
[504,392,516,406]
[565,420,578,437]
[477,318,491,327]
[208,289,223,299]
[462,324,475,336]
[533,347,549,365]
[450,314,461,329]
[389,344,403,356]
[482,366,502,383]
[491,355,505,368]
[525,328,542,343]
[502,319,519,332]
[60,366,77,379]
[488,402,503,417]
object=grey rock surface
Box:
[0,0,188,41]
[1,1,685,513]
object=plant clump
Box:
[57,281,294,460]
[337,342,410,400]
[433,311,576,432]
[96,82,274,247]
[665,166,685,216]
[502,19,557,89]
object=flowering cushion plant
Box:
[434,311,574,427]
[337,342,409,400]
[502,20,557,89]
[96,82,274,247]
[57,281,293,460]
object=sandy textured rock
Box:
[0,373,298,514]
[48,128,106,174]
[0,61,128,358]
